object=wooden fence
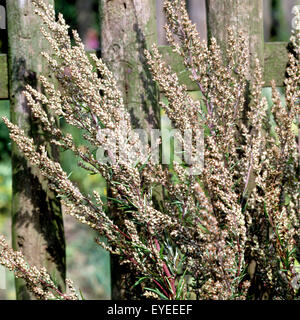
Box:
[0,0,297,299]
[0,1,294,101]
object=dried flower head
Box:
[0,0,299,300]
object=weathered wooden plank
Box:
[0,40,290,106]
[206,0,264,74]
[158,42,289,89]
[186,0,207,41]
[6,0,65,300]
[205,0,265,301]
[264,42,289,87]
[100,0,160,300]
[0,54,8,99]
[156,0,167,45]
[100,0,160,132]
[158,46,198,91]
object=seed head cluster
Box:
[0,0,299,300]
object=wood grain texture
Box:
[100,0,159,132]
[6,0,65,300]
[264,42,289,87]
[158,44,289,90]
[100,0,160,300]
[0,40,290,104]
[0,54,8,99]
[206,0,264,73]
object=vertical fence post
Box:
[100,0,160,299]
[6,0,65,299]
[100,0,159,132]
[186,0,207,41]
[206,0,264,71]
[206,0,264,187]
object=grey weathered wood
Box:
[100,0,159,132]
[0,54,8,99]
[6,0,65,299]
[263,0,272,41]
[206,0,264,72]
[156,0,168,45]
[187,0,207,41]
[205,0,264,194]
[158,42,289,89]
[205,0,268,300]
[0,40,290,104]
[264,42,289,87]
[100,0,160,300]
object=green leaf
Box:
[159,243,165,260]
[79,288,86,300]
[132,277,149,288]
[176,269,187,300]
[106,197,125,205]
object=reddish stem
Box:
[152,279,170,299]
[154,238,176,297]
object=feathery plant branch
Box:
[0,0,299,300]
